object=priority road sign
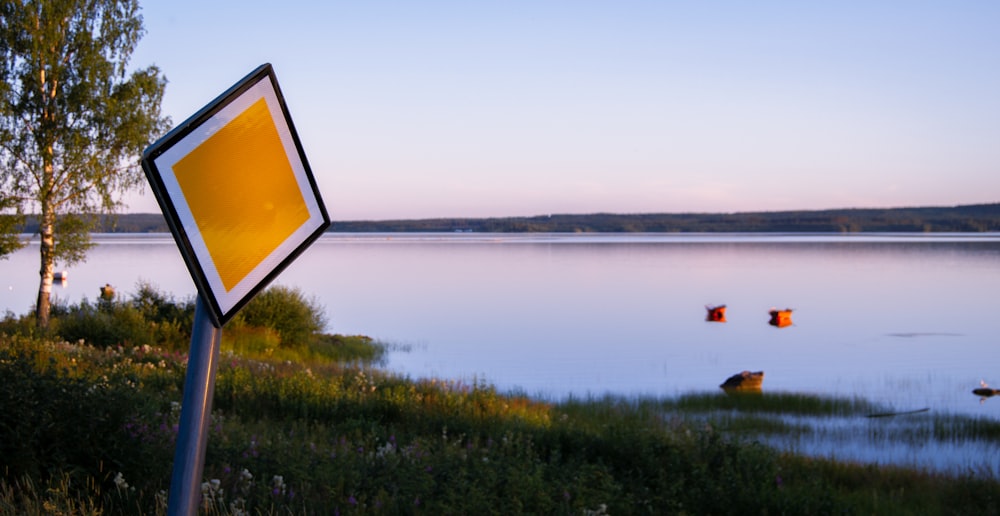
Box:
[142,64,331,516]
[141,63,330,326]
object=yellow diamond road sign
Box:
[142,64,330,326]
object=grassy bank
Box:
[2,286,999,514]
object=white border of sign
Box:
[141,64,330,326]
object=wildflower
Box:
[348,495,357,506]
[582,504,609,516]
[271,475,286,496]
[113,472,129,490]
[229,499,248,516]
[375,440,396,459]
[201,478,223,505]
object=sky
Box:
[126,1,1000,221]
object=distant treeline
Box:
[18,203,1000,234]
[18,213,169,234]
[329,203,1000,233]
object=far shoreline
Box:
[16,202,1000,234]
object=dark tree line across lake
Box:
[20,203,1000,234]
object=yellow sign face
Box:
[173,98,310,291]
[142,64,329,325]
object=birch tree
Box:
[0,0,168,327]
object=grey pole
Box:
[167,295,222,515]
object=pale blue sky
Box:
[128,1,1000,220]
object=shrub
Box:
[55,299,152,348]
[312,334,387,364]
[129,281,195,350]
[233,285,327,347]
[29,282,195,350]
[130,281,194,328]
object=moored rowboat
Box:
[720,370,764,392]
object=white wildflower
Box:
[271,475,286,496]
[201,478,223,504]
[229,498,248,516]
[582,503,609,516]
[375,441,396,459]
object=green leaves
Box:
[233,285,328,348]
[0,0,168,324]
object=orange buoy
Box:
[768,308,793,328]
[705,305,727,322]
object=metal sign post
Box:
[141,63,330,515]
[166,296,221,515]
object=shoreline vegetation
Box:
[2,284,1000,513]
[15,202,1000,234]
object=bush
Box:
[26,282,195,350]
[312,333,387,364]
[129,281,195,350]
[233,285,327,347]
[55,299,152,348]
[130,281,194,328]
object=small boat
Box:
[973,380,1000,398]
[720,370,764,392]
[705,305,727,322]
[768,308,793,328]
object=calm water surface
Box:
[4,232,998,410]
[3,232,1000,472]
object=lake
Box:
[3,232,1000,472]
[5,231,1000,410]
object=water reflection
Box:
[756,413,1000,478]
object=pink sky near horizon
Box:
[126,1,1000,220]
